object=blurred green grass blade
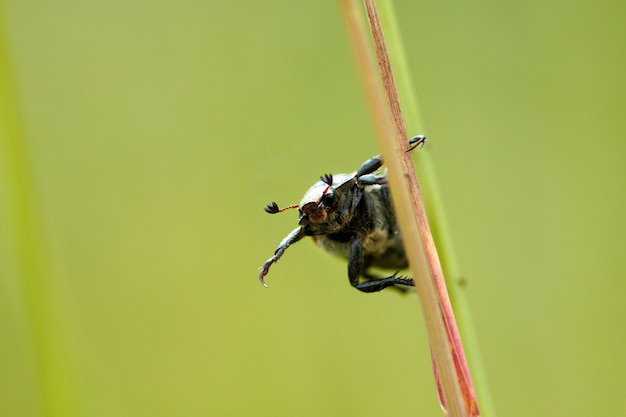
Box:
[0,13,77,417]
[376,2,497,416]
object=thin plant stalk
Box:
[340,0,481,415]
[376,3,496,416]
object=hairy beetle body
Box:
[313,183,406,270]
[259,135,426,293]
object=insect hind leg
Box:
[357,271,414,293]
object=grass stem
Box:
[340,1,491,415]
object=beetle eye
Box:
[320,191,335,206]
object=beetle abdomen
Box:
[313,234,352,259]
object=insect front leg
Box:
[355,157,385,187]
[259,226,306,287]
[408,134,426,151]
[355,155,383,178]
[347,238,415,293]
[354,135,426,186]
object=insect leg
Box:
[408,134,426,151]
[354,134,426,181]
[259,226,306,287]
[355,155,383,178]
[348,238,364,287]
[356,271,414,293]
[348,238,414,293]
[356,173,386,186]
[355,157,385,188]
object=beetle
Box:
[259,135,426,293]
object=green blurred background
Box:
[1,1,625,416]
